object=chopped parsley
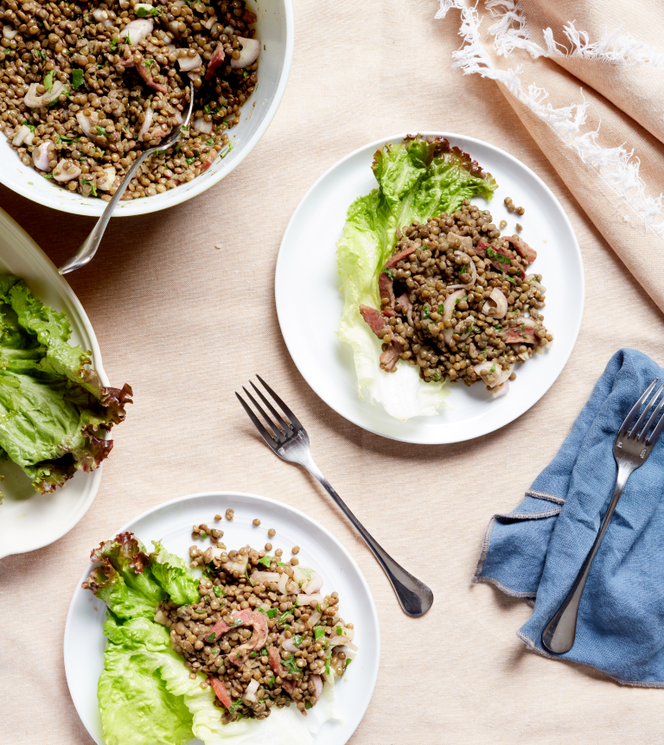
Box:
[325,654,331,676]
[213,586,226,597]
[382,266,395,281]
[335,625,343,636]
[292,635,303,647]
[43,70,54,92]
[231,618,243,627]
[314,626,325,640]
[257,555,272,567]
[81,179,97,196]
[495,325,503,331]
[206,632,215,642]
[110,38,118,51]
[228,697,243,715]
[305,701,312,709]
[489,364,496,374]
[278,611,294,625]
[194,608,206,614]
[125,35,131,44]
[204,103,217,114]
[71,69,84,89]
[283,654,301,675]
[185,157,195,164]
[266,608,278,618]
[95,125,108,137]
[144,58,154,70]
[268,675,276,687]
[438,303,444,314]
[431,373,442,382]
[423,304,430,319]
[345,658,352,669]
[206,138,215,145]
[21,121,36,132]
[136,4,161,16]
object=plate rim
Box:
[0,207,108,558]
[63,489,381,745]
[274,130,585,444]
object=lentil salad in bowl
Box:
[0,0,293,216]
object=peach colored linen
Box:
[0,2,663,745]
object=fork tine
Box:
[256,375,304,430]
[619,378,658,437]
[235,391,279,449]
[628,379,661,439]
[643,387,664,446]
[250,381,292,433]
[637,383,664,442]
[242,386,286,442]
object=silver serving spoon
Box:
[59,82,195,275]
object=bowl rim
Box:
[0,0,294,217]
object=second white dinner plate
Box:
[275,132,584,444]
[64,491,380,745]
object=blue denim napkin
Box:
[474,348,664,686]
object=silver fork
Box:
[236,376,434,617]
[59,82,195,275]
[542,378,664,655]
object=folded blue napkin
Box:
[474,348,664,686]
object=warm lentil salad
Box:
[161,527,356,723]
[360,201,553,398]
[0,0,260,200]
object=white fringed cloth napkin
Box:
[437,0,664,311]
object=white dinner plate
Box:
[275,132,584,444]
[64,491,380,745]
[0,208,108,558]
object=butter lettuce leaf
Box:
[0,275,132,493]
[336,135,497,420]
[149,540,200,606]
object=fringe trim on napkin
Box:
[436,0,664,240]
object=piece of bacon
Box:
[385,244,416,269]
[503,235,537,264]
[227,609,269,666]
[209,676,232,709]
[378,271,395,309]
[268,646,284,677]
[119,54,167,93]
[210,618,230,641]
[396,293,413,324]
[504,317,538,344]
[204,41,226,82]
[380,341,403,372]
[476,240,525,279]
[359,304,389,337]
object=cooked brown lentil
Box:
[268,528,275,537]
[378,202,552,389]
[0,0,260,200]
[252,518,261,526]
[215,514,222,521]
[161,542,356,723]
[225,508,234,521]
[291,546,299,555]
[504,196,525,215]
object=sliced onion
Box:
[12,124,31,146]
[24,80,66,108]
[205,14,218,29]
[3,25,17,40]
[302,570,323,595]
[492,380,510,399]
[137,105,153,141]
[230,36,260,68]
[472,360,512,390]
[76,111,96,138]
[52,158,81,182]
[250,570,280,585]
[123,19,153,45]
[243,678,259,703]
[32,141,55,171]
[328,626,355,646]
[98,166,116,192]
[92,9,108,22]
[297,593,324,608]
[312,675,323,700]
[309,610,321,626]
[442,289,467,345]
[178,52,203,71]
[282,637,299,653]
[154,609,169,626]
[222,553,248,576]
[448,251,477,290]
[481,287,508,319]
[277,573,288,595]
[193,116,213,134]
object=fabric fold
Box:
[474,349,664,685]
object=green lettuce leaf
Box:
[149,540,200,606]
[336,135,497,420]
[0,275,132,493]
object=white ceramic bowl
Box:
[0,0,293,217]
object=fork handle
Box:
[541,465,632,655]
[302,460,434,617]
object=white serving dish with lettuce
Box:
[64,491,380,745]
[275,133,583,444]
[0,208,109,558]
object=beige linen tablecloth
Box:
[1,2,664,743]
